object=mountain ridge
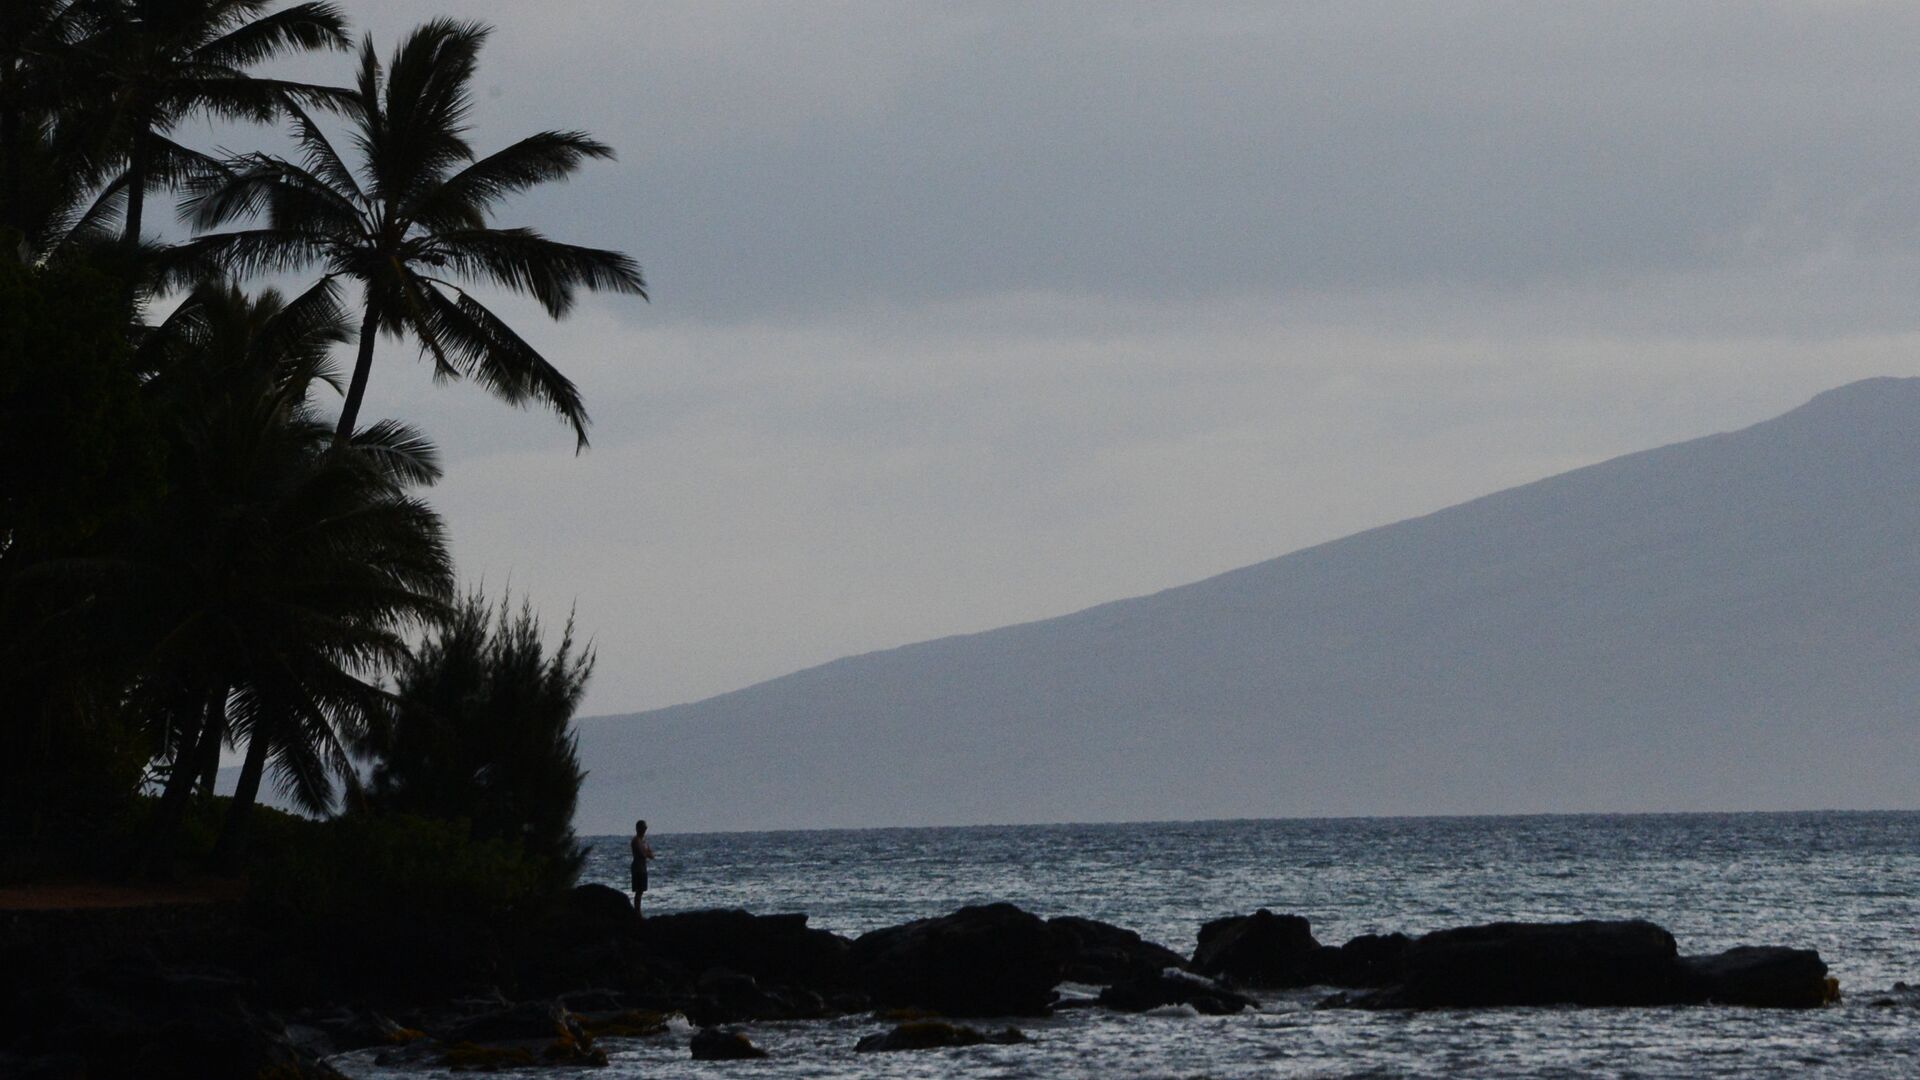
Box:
[577,378,1920,832]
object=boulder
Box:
[1344,919,1695,1008]
[854,1020,1029,1052]
[1682,946,1836,1008]
[561,884,634,928]
[851,903,1062,1017]
[689,1027,767,1060]
[639,909,852,990]
[1097,969,1257,1015]
[1048,916,1190,984]
[1317,933,1412,988]
[1191,910,1322,987]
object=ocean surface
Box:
[338,811,1920,1078]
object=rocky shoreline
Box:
[0,887,1839,1078]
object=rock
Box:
[1318,932,1412,988]
[1048,916,1190,984]
[439,1001,570,1044]
[689,1026,768,1060]
[639,909,852,990]
[1681,947,1837,1008]
[1191,910,1323,987]
[564,883,636,927]
[1097,969,1258,1015]
[854,1020,1029,1052]
[1344,920,1695,1008]
[851,903,1062,1017]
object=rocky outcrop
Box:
[1097,969,1258,1015]
[638,909,852,991]
[1681,946,1836,1008]
[1049,916,1190,984]
[851,903,1062,1017]
[854,1020,1029,1052]
[1191,909,1323,987]
[1334,920,1834,1009]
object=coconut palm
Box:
[127,279,454,873]
[0,0,118,260]
[48,0,351,252]
[169,18,646,449]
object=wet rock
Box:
[689,1026,768,1060]
[1681,946,1836,1008]
[1343,920,1695,1008]
[852,903,1062,1017]
[1191,909,1323,987]
[854,1020,1029,1052]
[1048,916,1190,984]
[1097,969,1258,1015]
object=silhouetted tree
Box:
[125,280,454,873]
[365,589,593,885]
[169,18,645,448]
[44,0,351,252]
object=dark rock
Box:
[854,1020,1029,1052]
[1344,919,1695,1008]
[1097,969,1258,1015]
[1318,932,1412,988]
[689,1026,768,1060]
[565,883,636,926]
[557,988,626,1013]
[851,903,1062,1017]
[1048,916,1190,984]
[1191,910,1323,987]
[640,909,852,990]
[1681,946,1836,1008]
[438,1000,568,1044]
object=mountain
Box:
[575,378,1920,832]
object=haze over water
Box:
[343,810,1920,1078]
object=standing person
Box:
[630,820,656,918]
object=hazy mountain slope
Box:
[576,378,1920,832]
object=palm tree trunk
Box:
[333,300,381,445]
[212,727,270,871]
[121,131,149,249]
[136,689,226,878]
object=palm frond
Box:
[434,226,646,317]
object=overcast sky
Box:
[221,2,1920,714]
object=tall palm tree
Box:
[170,18,646,449]
[51,0,351,251]
[127,279,454,873]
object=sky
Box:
[213,1,1920,715]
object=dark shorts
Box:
[632,865,647,895]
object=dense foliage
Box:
[368,591,594,887]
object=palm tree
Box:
[126,279,455,873]
[50,0,351,251]
[170,18,646,449]
[0,1,119,260]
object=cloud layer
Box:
[236,2,1920,710]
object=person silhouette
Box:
[630,819,655,918]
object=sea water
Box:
[338,811,1920,1078]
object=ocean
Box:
[339,811,1920,1077]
